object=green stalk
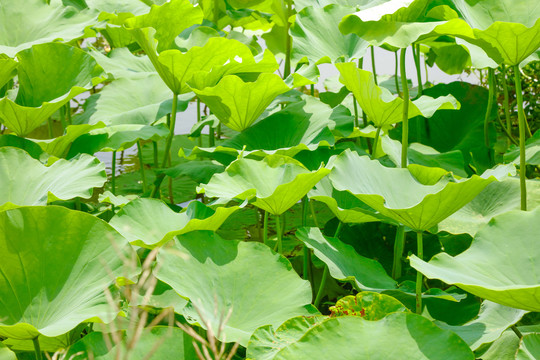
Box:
[197,98,202,147]
[394,51,400,96]
[501,65,513,140]
[47,118,54,138]
[208,125,215,147]
[66,102,72,125]
[302,197,310,280]
[33,337,43,360]
[263,211,269,245]
[275,214,283,253]
[415,231,424,314]
[111,151,117,195]
[283,0,293,79]
[314,222,342,308]
[309,200,320,228]
[484,68,495,148]
[310,84,315,97]
[59,104,67,132]
[353,97,359,128]
[392,225,405,279]
[216,123,222,140]
[413,43,423,97]
[400,48,410,168]
[152,141,158,167]
[168,153,174,204]
[513,65,528,211]
[511,325,524,339]
[370,46,378,86]
[371,126,381,158]
[151,93,178,198]
[136,141,148,193]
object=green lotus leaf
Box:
[250,312,474,359]
[0,134,44,160]
[0,206,138,340]
[66,327,187,360]
[518,333,540,360]
[504,130,540,166]
[155,231,316,346]
[247,316,327,360]
[0,342,15,360]
[0,56,17,89]
[76,76,191,126]
[0,147,106,211]
[0,43,104,136]
[0,0,98,57]
[182,97,338,161]
[290,4,369,64]
[2,324,86,352]
[160,160,225,185]
[191,73,290,132]
[88,48,157,80]
[109,198,239,248]
[296,227,397,291]
[98,191,136,208]
[328,149,511,230]
[411,208,540,312]
[88,124,170,152]
[86,0,150,15]
[308,178,385,224]
[34,123,105,158]
[480,328,527,360]
[329,292,408,320]
[438,178,540,236]
[198,155,330,215]
[336,62,459,127]
[124,0,203,53]
[436,300,527,350]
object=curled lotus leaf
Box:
[329,292,408,320]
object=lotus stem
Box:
[152,141,158,167]
[415,231,424,314]
[400,47,409,168]
[208,125,215,147]
[217,123,222,140]
[168,153,174,204]
[274,214,283,253]
[484,68,495,148]
[501,65,513,143]
[392,225,405,279]
[511,325,523,339]
[111,151,117,195]
[370,46,378,86]
[302,197,311,281]
[353,95,359,128]
[283,0,293,79]
[197,98,202,147]
[513,65,527,211]
[59,104,67,132]
[314,222,342,308]
[413,43,423,97]
[310,84,315,97]
[394,51,400,96]
[371,126,382,158]
[136,141,148,193]
[66,102,72,125]
[33,337,43,360]
[47,117,54,138]
[309,200,320,228]
[263,211,269,245]
[151,93,178,198]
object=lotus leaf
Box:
[35,123,105,158]
[198,155,330,215]
[436,300,527,350]
[109,198,239,248]
[88,48,157,80]
[0,57,17,90]
[518,333,540,360]
[329,292,408,320]
[86,124,170,152]
[0,43,104,136]
[336,62,459,127]
[411,208,540,311]
[0,206,138,339]
[0,343,15,360]
[155,231,316,346]
[328,149,511,230]
[504,130,540,166]
[249,312,474,359]
[190,73,290,132]
[296,227,397,291]
[0,147,106,211]
[0,0,98,57]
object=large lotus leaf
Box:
[86,0,150,15]
[246,316,327,360]
[66,327,187,360]
[436,300,527,351]
[88,48,157,80]
[191,73,290,132]
[309,177,385,224]
[76,76,191,126]
[182,97,339,161]
[0,135,43,160]
[249,312,474,359]
[87,124,170,152]
[124,0,203,53]
[0,342,15,360]
[290,4,369,64]
[155,231,316,346]
[336,63,459,127]
[0,0,98,57]
[518,334,540,360]
[0,56,17,90]
[329,292,408,320]
[198,155,330,215]
[0,147,106,211]
[35,123,105,158]
[328,149,510,230]
[2,324,86,352]
[411,208,540,312]
[109,198,238,248]
[504,130,540,166]
[0,206,138,340]
[438,178,540,236]
[296,227,397,291]
[0,43,104,136]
